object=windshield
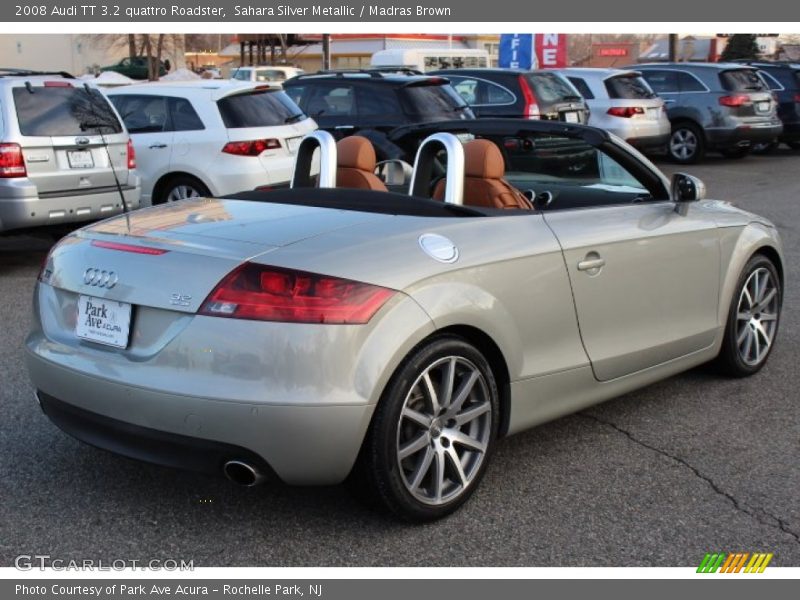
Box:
[217,91,306,128]
[13,86,123,136]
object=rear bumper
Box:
[37,390,279,481]
[0,180,141,233]
[625,132,670,153]
[705,123,784,149]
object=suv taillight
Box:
[0,143,26,178]
[607,107,645,118]
[518,75,540,119]
[199,263,395,324]
[222,139,281,156]
[126,139,136,169]
[719,94,752,107]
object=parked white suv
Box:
[1,70,140,233]
[231,66,305,84]
[107,81,316,205]
[553,68,670,154]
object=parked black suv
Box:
[739,61,800,151]
[431,68,589,124]
[282,70,474,159]
[635,62,783,163]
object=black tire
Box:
[155,175,210,205]
[716,255,782,377]
[720,147,752,159]
[351,335,500,522]
[787,141,800,151]
[668,122,705,164]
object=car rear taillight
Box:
[0,143,26,178]
[199,263,396,324]
[222,139,281,156]
[126,139,136,169]
[794,93,800,103]
[607,107,645,118]
[719,94,752,107]
[518,75,540,119]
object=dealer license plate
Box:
[76,295,131,348]
[562,111,579,123]
[286,137,302,154]
[68,150,94,169]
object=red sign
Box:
[535,34,568,68]
[598,47,629,57]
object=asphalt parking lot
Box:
[1,151,798,568]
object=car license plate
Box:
[756,101,770,112]
[563,111,579,123]
[76,295,131,348]
[68,150,94,169]
[647,108,660,119]
[286,137,302,154]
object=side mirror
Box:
[671,172,706,203]
[375,159,413,188]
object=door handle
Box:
[663,99,676,105]
[334,125,355,130]
[148,143,168,149]
[577,257,606,272]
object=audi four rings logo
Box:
[83,268,118,289]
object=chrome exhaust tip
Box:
[223,460,264,487]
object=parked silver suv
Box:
[0,70,140,233]
[553,68,670,154]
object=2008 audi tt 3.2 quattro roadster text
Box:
[27,120,784,521]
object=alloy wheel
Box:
[395,356,492,506]
[166,185,202,202]
[735,267,779,366]
[670,129,697,161]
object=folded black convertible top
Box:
[225,188,488,218]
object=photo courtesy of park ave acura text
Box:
[0,3,799,582]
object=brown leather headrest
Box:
[464,139,505,180]
[337,136,377,172]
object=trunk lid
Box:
[44,198,382,313]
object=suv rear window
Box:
[526,73,581,103]
[720,69,768,92]
[217,91,304,128]
[604,75,656,99]
[12,86,123,136]
[399,83,471,118]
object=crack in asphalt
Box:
[580,412,800,546]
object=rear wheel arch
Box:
[152,172,212,205]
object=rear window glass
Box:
[217,91,304,128]
[13,86,123,136]
[604,75,656,99]
[720,69,768,92]
[526,73,581,103]
[399,84,472,118]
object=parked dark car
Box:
[635,62,783,163]
[431,68,590,124]
[739,61,800,152]
[100,56,169,80]
[282,70,474,160]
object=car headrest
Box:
[464,139,505,180]
[337,136,377,172]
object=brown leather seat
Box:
[434,139,532,210]
[336,136,388,191]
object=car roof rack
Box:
[0,68,75,79]
[292,68,426,80]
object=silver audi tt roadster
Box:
[27,120,784,521]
